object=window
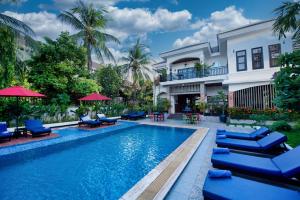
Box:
[236,50,247,71]
[269,44,281,67]
[252,47,264,69]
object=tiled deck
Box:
[137,118,254,200]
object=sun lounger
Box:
[216,132,287,152]
[211,146,300,181]
[217,127,271,140]
[24,119,51,137]
[79,115,102,127]
[121,111,146,120]
[0,122,13,141]
[96,114,117,124]
[203,170,300,200]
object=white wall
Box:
[227,28,292,80]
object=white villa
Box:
[153,20,296,114]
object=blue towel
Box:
[208,169,232,178]
[217,134,226,139]
[217,129,226,132]
[213,147,230,154]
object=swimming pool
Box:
[0,124,194,200]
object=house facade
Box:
[153,20,294,114]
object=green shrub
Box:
[271,121,292,131]
[294,120,300,130]
[250,114,269,125]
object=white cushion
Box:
[97,114,106,118]
[81,115,91,121]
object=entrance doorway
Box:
[175,94,200,113]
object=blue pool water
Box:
[0,125,194,200]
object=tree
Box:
[273,1,300,41]
[122,39,151,102]
[0,26,16,87]
[58,0,119,71]
[274,51,300,112]
[28,32,99,101]
[95,65,122,98]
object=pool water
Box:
[0,125,194,200]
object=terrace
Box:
[160,65,228,82]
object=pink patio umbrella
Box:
[78,93,111,116]
[79,93,111,101]
[0,86,46,132]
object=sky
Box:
[0,0,285,63]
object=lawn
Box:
[283,129,300,148]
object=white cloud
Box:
[107,7,192,41]
[3,11,74,40]
[173,6,259,48]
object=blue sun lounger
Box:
[203,170,300,200]
[217,127,271,140]
[24,119,51,137]
[121,111,146,120]
[0,122,13,141]
[216,132,287,152]
[96,114,117,124]
[211,146,300,181]
[79,115,102,127]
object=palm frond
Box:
[0,13,34,36]
[58,11,85,30]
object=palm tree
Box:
[122,39,151,102]
[0,1,34,36]
[273,1,300,41]
[58,0,119,71]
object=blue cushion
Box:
[216,138,261,150]
[272,146,300,178]
[0,122,7,132]
[99,118,117,123]
[30,127,51,134]
[203,175,300,200]
[217,135,227,139]
[213,147,230,154]
[25,120,44,129]
[212,152,281,176]
[208,169,232,178]
[257,132,287,150]
[216,127,270,140]
[250,127,270,137]
[0,131,12,138]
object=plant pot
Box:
[219,114,227,123]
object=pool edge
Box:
[120,125,209,200]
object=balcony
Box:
[160,66,228,82]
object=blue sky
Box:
[1,0,284,62]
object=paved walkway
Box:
[138,118,253,200]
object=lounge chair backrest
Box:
[136,111,145,116]
[257,132,287,149]
[272,146,300,178]
[0,122,7,132]
[25,120,43,129]
[97,114,106,118]
[250,127,270,137]
[80,115,92,121]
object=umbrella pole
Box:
[16,97,19,133]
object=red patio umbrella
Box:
[0,86,46,132]
[79,93,111,101]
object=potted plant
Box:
[215,90,228,123]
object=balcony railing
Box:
[160,66,228,82]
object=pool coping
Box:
[120,123,209,200]
[0,121,139,156]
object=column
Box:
[228,91,234,108]
[200,83,206,102]
[170,95,175,114]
